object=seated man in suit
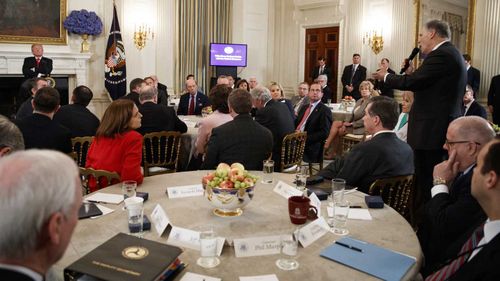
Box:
[425,137,500,280]
[291,82,310,115]
[418,116,495,276]
[317,96,414,193]
[137,85,187,135]
[177,79,210,115]
[202,89,273,170]
[296,82,332,163]
[0,150,82,281]
[15,87,72,153]
[16,78,48,120]
[144,75,168,106]
[54,85,100,137]
[317,74,333,104]
[120,78,146,108]
[463,84,487,119]
[0,116,24,157]
[251,86,295,166]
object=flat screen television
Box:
[209,43,247,67]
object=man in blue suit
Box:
[177,79,210,115]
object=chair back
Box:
[142,131,182,177]
[79,167,120,195]
[71,136,94,167]
[280,132,307,172]
[368,174,414,218]
[340,133,366,156]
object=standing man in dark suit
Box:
[53,85,100,137]
[374,58,396,98]
[120,78,146,108]
[463,54,480,97]
[418,116,494,276]
[177,79,210,115]
[311,56,331,82]
[373,20,467,214]
[0,150,82,281]
[251,86,295,166]
[19,44,53,105]
[488,74,500,125]
[296,82,332,163]
[463,85,487,119]
[341,53,367,100]
[202,89,273,170]
[317,96,414,193]
[137,85,187,135]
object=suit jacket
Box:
[385,41,467,150]
[296,102,333,162]
[341,64,367,100]
[464,100,487,119]
[277,98,295,120]
[120,91,141,108]
[488,75,500,124]
[0,268,36,281]
[16,96,33,120]
[321,85,333,103]
[22,56,52,79]
[290,95,309,108]
[15,113,72,153]
[318,132,414,193]
[467,66,480,96]
[201,114,273,170]
[350,97,370,135]
[157,87,169,106]
[177,92,210,115]
[374,68,396,98]
[137,102,187,135]
[53,104,100,137]
[311,65,332,81]
[255,100,295,165]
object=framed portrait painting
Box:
[0,0,67,45]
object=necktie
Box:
[296,104,313,131]
[398,113,408,130]
[36,58,41,67]
[425,223,485,281]
[188,95,195,115]
[462,105,467,116]
[350,65,357,84]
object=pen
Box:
[335,241,363,252]
[350,205,362,208]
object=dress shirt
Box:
[469,219,500,260]
[372,130,394,137]
[431,164,475,197]
[0,264,43,281]
[297,100,320,132]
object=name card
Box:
[239,275,279,281]
[167,226,225,255]
[233,235,282,257]
[273,180,303,199]
[150,204,170,236]
[166,184,204,198]
[298,217,330,248]
[180,272,221,281]
[309,192,321,217]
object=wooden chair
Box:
[340,133,366,156]
[79,167,120,195]
[279,132,307,172]
[368,174,414,219]
[71,136,94,167]
[142,131,182,177]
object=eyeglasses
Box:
[445,140,481,147]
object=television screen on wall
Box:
[209,43,247,67]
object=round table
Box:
[56,171,422,280]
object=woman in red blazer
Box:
[86,99,144,186]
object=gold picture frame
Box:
[0,0,67,45]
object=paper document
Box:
[85,193,123,204]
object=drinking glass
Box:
[262,160,274,184]
[331,178,346,205]
[295,173,307,192]
[126,203,144,238]
[276,230,299,270]
[332,200,350,236]
[197,226,220,268]
[122,180,137,199]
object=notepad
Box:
[320,237,416,281]
[85,193,124,204]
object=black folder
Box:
[78,203,103,219]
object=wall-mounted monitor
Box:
[209,43,247,67]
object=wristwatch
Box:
[433,177,447,186]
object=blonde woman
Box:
[394,91,414,142]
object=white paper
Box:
[344,187,358,195]
[150,204,170,236]
[273,180,303,199]
[90,204,114,219]
[233,235,282,257]
[309,192,321,217]
[167,226,225,255]
[184,121,198,128]
[239,274,279,281]
[180,272,221,281]
[326,206,372,220]
[85,193,123,204]
[298,217,330,248]
[166,184,204,198]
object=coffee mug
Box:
[288,196,318,225]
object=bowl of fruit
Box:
[202,163,258,217]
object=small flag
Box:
[104,4,126,100]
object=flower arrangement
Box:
[63,10,103,35]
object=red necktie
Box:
[296,104,313,131]
[36,58,41,67]
[188,95,195,115]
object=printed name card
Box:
[233,235,282,257]
[273,181,303,199]
[166,184,204,199]
[150,204,170,236]
[309,192,322,217]
[167,226,224,255]
[180,272,221,281]
[298,217,330,248]
[239,275,279,281]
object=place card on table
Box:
[298,217,330,248]
[233,235,282,258]
[273,180,303,199]
[327,206,373,220]
[85,193,123,204]
[180,272,221,281]
[309,192,321,217]
[166,184,204,199]
[167,226,224,255]
[150,204,171,236]
[239,274,279,281]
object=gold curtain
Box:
[175,0,232,96]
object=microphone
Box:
[400,47,420,74]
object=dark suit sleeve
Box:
[177,95,186,115]
[60,128,73,154]
[341,66,349,87]
[201,128,220,169]
[22,58,34,78]
[173,112,188,133]
[472,68,480,94]
[307,106,332,144]
[43,58,53,75]
[488,77,498,106]
[337,145,374,190]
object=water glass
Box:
[332,200,350,236]
[331,178,346,205]
[276,231,299,270]
[262,160,274,184]
[126,203,144,237]
[197,227,220,268]
[122,180,137,199]
[295,173,307,192]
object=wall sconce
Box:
[363,30,384,55]
[133,24,154,50]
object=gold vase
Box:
[81,34,90,53]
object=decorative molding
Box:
[293,0,341,10]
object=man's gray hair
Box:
[139,85,158,102]
[250,86,272,103]
[425,19,451,39]
[0,116,24,151]
[0,150,79,259]
[318,74,328,83]
[452,116,496,145]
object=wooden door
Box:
[304,26,339,102]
